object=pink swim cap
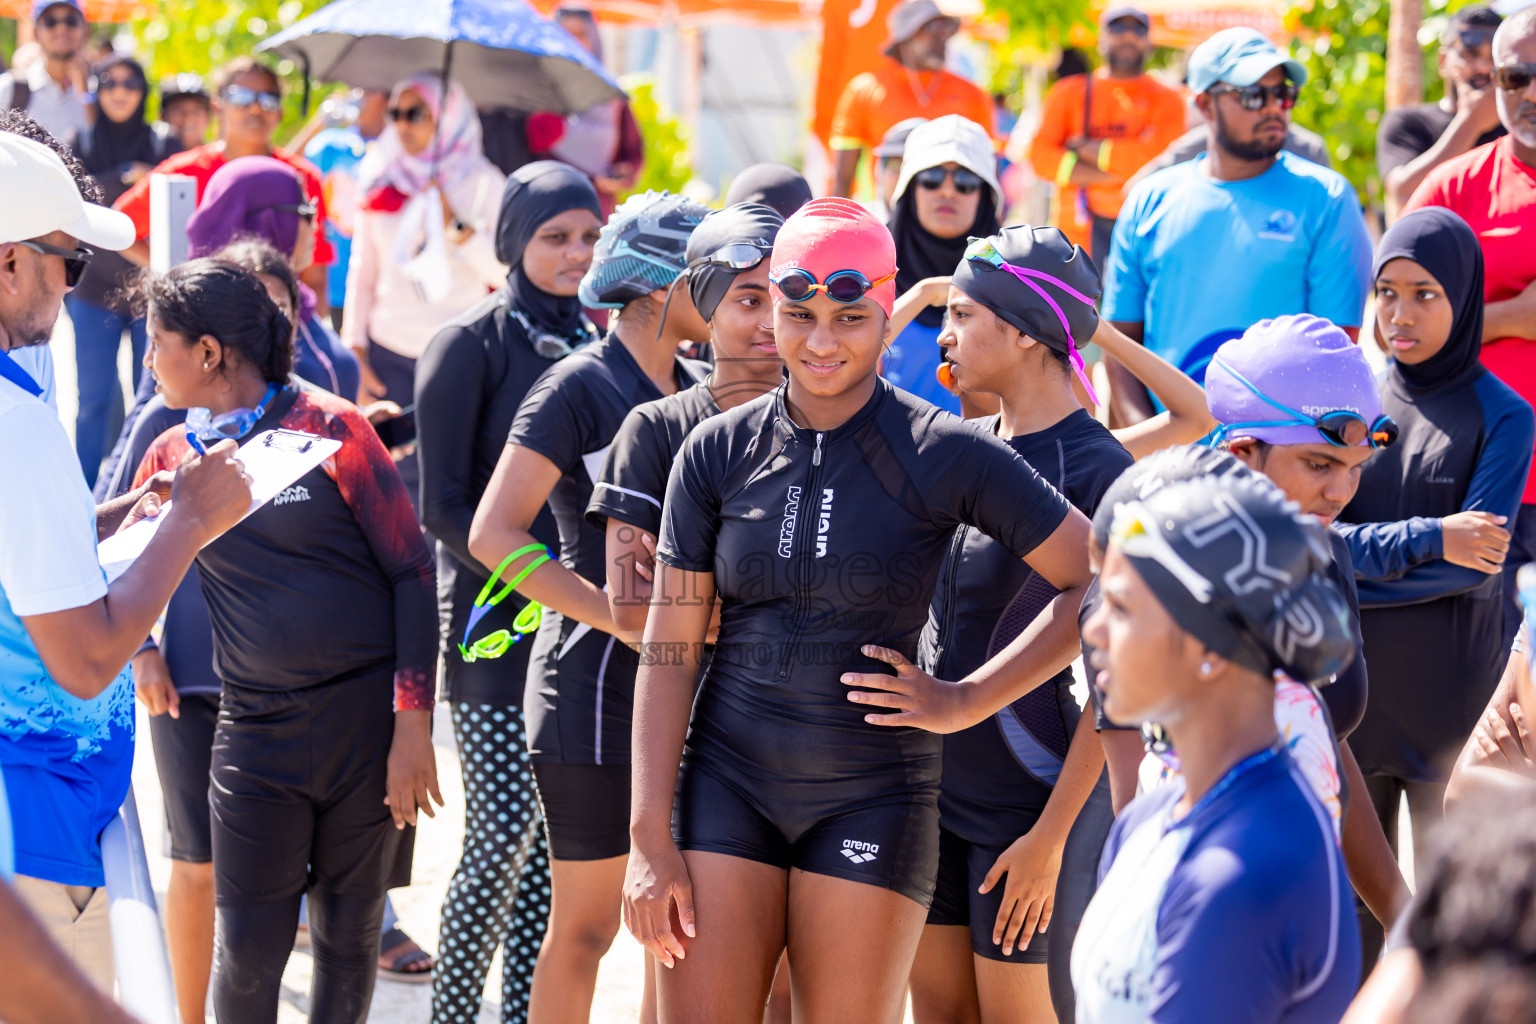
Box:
[769,197,899,316]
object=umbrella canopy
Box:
[258,0,624,114]
[532,0,819,28]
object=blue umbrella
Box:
[258,0,624,114]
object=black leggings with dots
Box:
[431,703,551,1024]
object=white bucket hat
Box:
[890,114,1002,210]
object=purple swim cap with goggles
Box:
[1206,314,1397,450]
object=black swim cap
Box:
[684,203,783,323]
[1106,473,1355,685]
[951,225,1101,357]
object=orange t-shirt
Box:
[1027,71,1185,248]
[830,60,995,156]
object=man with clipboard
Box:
[0,131,251,1016]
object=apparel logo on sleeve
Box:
[1258,209,1298,242]
[840,839,879,864]
[273,484,311,506]
[777,486,801,557]
[816,488,834,558]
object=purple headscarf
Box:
[186,156,317,320]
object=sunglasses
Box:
[388,104,431,124]
[1105,18,1149,36]
[38,11,83,29]
[690,242,769,273]
[1210,356,1399,450]
[771,267,896,304]
[223,84,282,113]
[1495,63,1536,93]
[963,236,1101,406]
[16,239,92,287]
[1208,81,1300,111]
[97,76,144,93]
[267,201,317,224]
[1455,28,1494,52]
[914,165,985,195]
[459,544,552,663]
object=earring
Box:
[1200,661,1213,676]
[203,360,211,370]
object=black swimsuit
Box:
[656,379,1073,904]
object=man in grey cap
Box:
[1026,6,1184,267]
[1101,27,1372,428]
[829,0,994,198]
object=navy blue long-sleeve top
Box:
[1338,368,1534,608]
[1336,364,1534,779]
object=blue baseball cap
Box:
[33,0,84,19]
[1187,27,1307,94]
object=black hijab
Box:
[80,57,159,190]
[1373,206,1485,391]
[890,179,999,328]
[495,160,604,340]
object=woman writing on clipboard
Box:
[129,258,440,1024]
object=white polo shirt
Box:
[0,362,135,886]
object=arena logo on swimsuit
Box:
[816,489,834,558]
[840,839,879,863]
[778,487,801,557]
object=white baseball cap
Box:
[0,133,135,251]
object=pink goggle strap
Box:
[994,263,1101,407]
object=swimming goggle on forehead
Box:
[459,544,553,663]
[770,267,897,304]
[963,236,1101,406]
[690,242,770,273]
[1209,356,1399,449]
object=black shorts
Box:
[210,672,413,904]
[147,692,220,863]
[532,761,631,861]
[927,827,1049,964]
[673,757,940,907]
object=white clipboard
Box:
[97,429,343,583]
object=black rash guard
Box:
[920,409,1131,849]
[657,379,1073,902]
[1336,365,1535,781]
[585,380,721,538]
[508,333,707,764]
[416,290,565,706]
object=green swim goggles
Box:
[459,544,554,663]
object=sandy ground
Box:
[50,314,1411,1024]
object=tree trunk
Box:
[1386,0,1425,110]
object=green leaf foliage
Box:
[622,75,689,197]
[1289,0,1482,208]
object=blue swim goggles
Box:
[186,383,281,442]
[459,544,553,663]
[1208,357,1399,450]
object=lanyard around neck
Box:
[0,350,43,397]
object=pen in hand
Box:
[186,431,209,456]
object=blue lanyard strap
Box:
[0,350,43,398]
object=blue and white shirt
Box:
[1104,151,1372,386]
[1073,746,1359,1024]
[0,357,134,887]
